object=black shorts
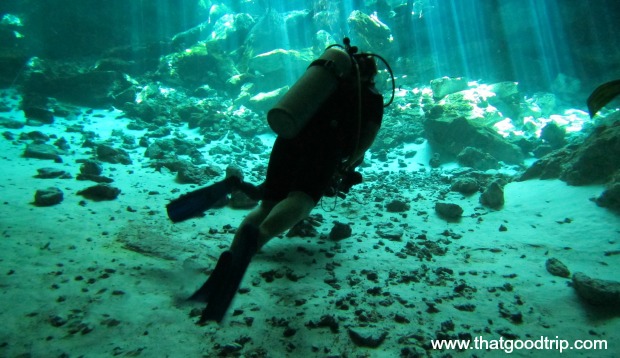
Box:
[262,134,342,204]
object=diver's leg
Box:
[189,201,274,304]
[255,191,315,248]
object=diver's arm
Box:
[345,121,381,170]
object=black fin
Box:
[166,178,234,223]
[197,225,259,324]
[587,79,620,118]
[188,251,233,303]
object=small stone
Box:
[35,167,71,179]
[480,180,505,209]
[348,328,388,348]
[34,187,63,206]
[328,222,352,241]
[450,177,479,195]
[545,258,570,278]
[77,184,121,201]
[385,199,410,213]
[434,202,463,220]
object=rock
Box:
[23,143,63,162]
[480,180,504,209]
[24,67,135,107]
[176,164,222,185]
[248,49,309,83]
[76,159,113,183]
[434,202,463,220]
[385,199,410,213]
[34,187,63,206]
[248,86,288,113]
[35,167,71,179]
[0,116,25,129]
[424,116,523,165]
[23,106,54,124]
[77,173,114,183]
[80,160,103,176]
[329,222,352,241]
[305,315,339,333]
[96,144,131,165]
[456,146,500,170]
[572,272,620,306]
[144,138,203,161]
[545,258,570,278]
[450,177,479,195]
[430,76,468,99]
[520,122,620,185]
[486,81,521,120]
[158,41,239,90]
[596,173,620,211]
[287,219,319,238]
[347,10,393,57]
[376,227,404,241]
[540,122,566,149]
[348,328,388,348]
[429,153,441,168]
[77,184,121,201]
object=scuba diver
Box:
[167,38,394,323]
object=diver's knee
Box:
[288,191,315,211]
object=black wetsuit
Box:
[263,81,384,204]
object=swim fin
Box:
[166,178,235,223]
[188,250,233,303]
[587,79,620,118]
[195,224,259,324]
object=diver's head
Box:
[355,54,378,83]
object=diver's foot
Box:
[188,251,233,303]
[197,224,259,324]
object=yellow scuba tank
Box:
[267,47,352,138]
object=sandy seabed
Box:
[1,88,619,357]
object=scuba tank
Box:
[267,47,353,138]
[267,38,395,139]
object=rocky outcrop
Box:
[520,122,620,185]
[424,116,523,164]
[572,272,620,307]
[596,171,620,211]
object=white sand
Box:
[1,88,619,357]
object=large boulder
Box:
[424,116,523,164]
[157,41,240,90]
[21,59,135,108]
[520,121,620,185]
[247,48,312,90]
[347,10,393,56]
[595,171,620,211]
